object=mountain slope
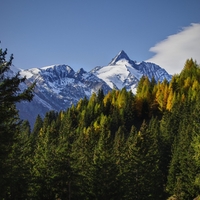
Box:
[17,65,111,127]
[14,50,171,127]
[92,50,171,93]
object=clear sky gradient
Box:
[1,0,200,74]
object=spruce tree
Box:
[133,120,163,199]
[167,102,199,199]
[70,126,97,199]
[92,116,119,199]
[119,125,139,199]
[0,48,35,199]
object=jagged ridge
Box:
[92,50,171,92]
[14,50,171,127]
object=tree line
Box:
[0,48,200,199]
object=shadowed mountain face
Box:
[15,51,171,127]
[17,65,111,127]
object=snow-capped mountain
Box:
[12,50,171,127]
[17,65,111,127]
[92,50,171,93]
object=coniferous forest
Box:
[1,48,200,199]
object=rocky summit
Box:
[14,50,171,127]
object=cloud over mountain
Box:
[146,23,200,75]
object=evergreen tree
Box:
[32,114,43,136]
[119,125,139,199]
[4,121,33,199]
[167,102,199,199]
[192,98,200,199]
[70,126,97,199]
[29,125,65,199]
[97,88,105,103]
[50,126,75,200]
[92,117,119,199]
[0,48,35,199]
[134,120,163,199]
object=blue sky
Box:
[1,0,200,74]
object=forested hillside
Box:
[1,48,200,199]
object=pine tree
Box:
[30,125,63,199]
[167,103,199,199]
[112,125,127,198]
[97,88,105,103]
[0,48,35,199]
[133,120,163,199]
[70,126,97,199]
[192,98,200,196]
[119,125,139,199]
[4,121,33,199]
[92,117,119,199]
[54,136,74,200]
[32,114,43,136]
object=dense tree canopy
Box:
[1,53,200,199]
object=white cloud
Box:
[146,23,200,75]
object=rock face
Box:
[14,50,171,127]
[92,50,171,93]
[17,64,111,127]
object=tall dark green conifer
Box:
[119,125,139,199]
[70,126,97,199]
[0,48,35,199]
[134,120,163,199]
[32,114,43,135]
[167,103,199,199]
[92,117,119,199]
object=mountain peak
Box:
[77,68,86,74]
[109,50,131,65]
